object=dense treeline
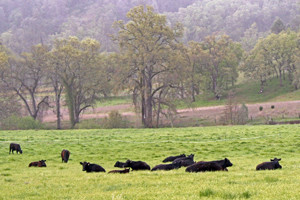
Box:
[0,0,299,53]
[0,2,299,129]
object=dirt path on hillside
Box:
[42,100,300,123]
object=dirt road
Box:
[42,100,300,123]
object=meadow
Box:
[0,125,300,199]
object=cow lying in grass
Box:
[256,158,282,170]
[172,154,195,167]
[29,160,47,167]
[114,161,126,168]
[186,158,233,172]
[151,162,181,171]
[108,168,130,174]
[124,160,151,171]
[80,162,106,173]
[162,154,186,163]
[61,149,70,163]
[9,143,22,154]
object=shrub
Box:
[1,115,44,130]
[101,111,129,129]
[271,105,275,109]
[259,106,263,111]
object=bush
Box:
[1,115,44,130]
[259,106,263,111]
[101,111,129,129]
[271,105,275,109]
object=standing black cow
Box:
[61,149,70,163]
[124,160,151,171]
[80,162,106,173]
[186,158,233,172]
[29,160,47,167]
[9,143,23,154]
[256,158,282,170]
[162,154,186,163]
[151,162,182,171]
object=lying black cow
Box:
[186,158,233,172]
[9,143,22,154]
[80,162,106,173]
[61,149,70,163]
[108,168,130,174]
[114,161,126,168]
[256,158,282,170]
[151,162,181,171]
[124,160,150,171]
[162,154,186,163]
[172,154,195,167]
[29,160,47,167]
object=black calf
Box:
[80,162,106,173]
[9,143,22,154]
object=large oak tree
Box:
[114,6,183,128]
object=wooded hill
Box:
[0,0,299,53]
[0,1,299,129]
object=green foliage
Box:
[1,115,44,130]
[259,106,263,111]
[0,126,300,199]
[102,111,129,129]
[271,18,286,34]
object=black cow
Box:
[29,160,47,167]
[256,158,282,170]
[9,143,22,154]
[172,154,195,167]
[162,154,186,163]
[151,162,182,171]
[108,168,130,174]
[80,162,106,173]
[61,149,70,163]
[114,161,126,168]
[186,158,233,173]
[124,160,151,171]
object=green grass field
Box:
[1,125,300,199]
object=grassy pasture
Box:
[0,125,300,199]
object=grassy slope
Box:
[176,77,300,109]
[0,125,300,199]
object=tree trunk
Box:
[55,86,62,129]
[279,69,283,87]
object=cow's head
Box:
[271,158,282,169]
[224,158,233,167]
[39,160,47,167]
[80,162,89,171]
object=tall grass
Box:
[0,125,299,199]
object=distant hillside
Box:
[0,0,299,53]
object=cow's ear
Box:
[271,159,274,161]
[278,158,281,161]
[80,162,83,165]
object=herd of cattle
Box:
[9,143,282,173]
